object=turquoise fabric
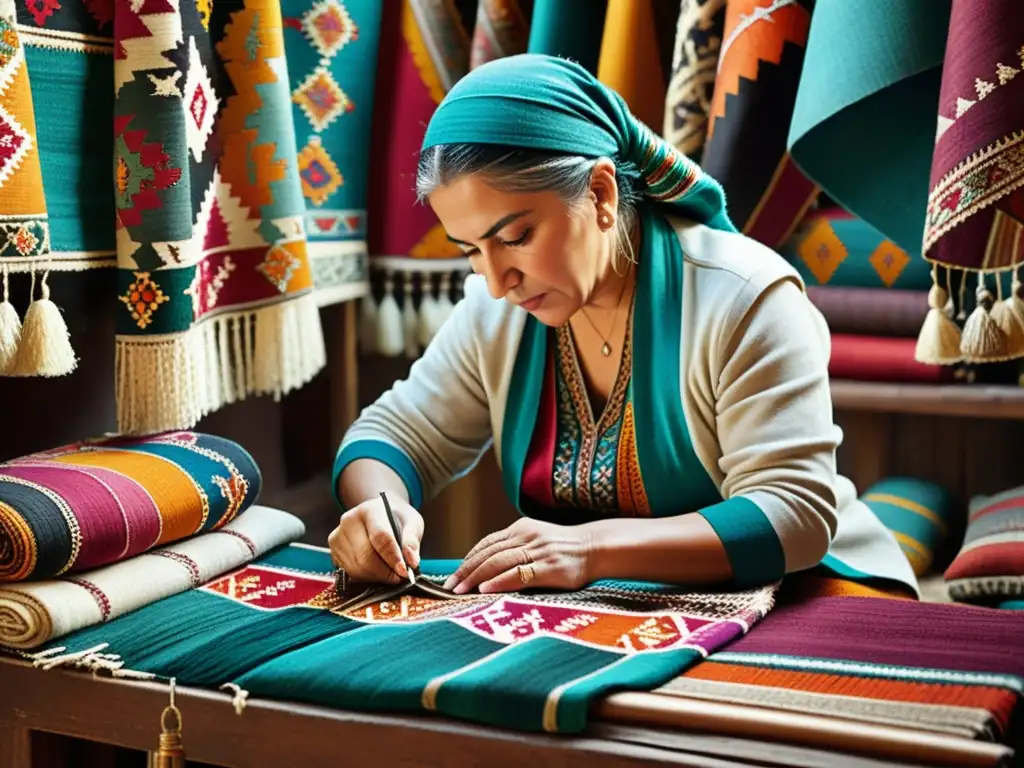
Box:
[421,54,736,235]
[860,477,954,576]
[333,439,425,509]
[501,315,549,512]
[700,498,787,588]
[788,0,951,255]
[631,209,722,517]
[527,0,608,75]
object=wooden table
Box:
[1,658,1014,768]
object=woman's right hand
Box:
[328,495,424,585]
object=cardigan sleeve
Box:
[696,276,841,588]
[333,286,493,509]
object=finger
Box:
[402,523,421,569]
[366,511,409,580]
[454,546,532,594]
[344,518,401,584]
[479,562,545,594]
[444,532,517,590]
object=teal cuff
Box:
[332,440,425,510]
[699,497,786,588]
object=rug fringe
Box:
[116,293,326,434]
[26,642,154,679]
[220,682,249,715]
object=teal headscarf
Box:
[421,54,735,234]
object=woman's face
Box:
[427,161,619,327]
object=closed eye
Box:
[500,227,532,248]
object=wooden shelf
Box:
[830,380,1024,420]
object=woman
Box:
[329,54,918,599]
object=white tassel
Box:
[431,272,455,337]
[375,271,404,357]
[417,273,439,348]
[8,271,77,377]
[358,288,378,354]
[0,267,22,374]
[401,272,419,359]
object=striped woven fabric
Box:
[860,478,955,576]
[14,544,777,734]
[946,487,1024,604]
[0,432,261,582]
[657,595,1024,743]
[0,506,303,650]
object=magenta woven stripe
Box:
[0,465,130,572]
[726,596,1024,677]
[0,463,162,562]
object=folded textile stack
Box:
[779,208,951,383]
[660,595,1024,749]
[0,431,306,650]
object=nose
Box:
[477,251,519,301]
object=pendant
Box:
[600,342,612,357]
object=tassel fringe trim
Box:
[362,260,470,359]
[915,264,1024,365]
[116,292,326,435]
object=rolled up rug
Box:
[828,335,954,383]
[0,505,304,650]
[0,431,262,582]
[806,286,928,337]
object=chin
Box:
[527,305,572,327]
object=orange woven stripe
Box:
[0,500,37,581]
[684,661,1016,718]
[787,575,916,601]
[52,451,204,544]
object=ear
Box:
[588,158,619,230]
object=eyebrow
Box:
[447,210,532,245]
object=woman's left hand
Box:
[443,518,594,594]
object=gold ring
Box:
[518,563,535,585]
[520,547,533,564]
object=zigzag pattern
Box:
[707,0,810,138]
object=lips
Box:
[519,293,546,311]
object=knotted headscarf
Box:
[421,54,736,234]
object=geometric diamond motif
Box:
[796,218,847,285]
[119,271,170,330]
[183,36,218,162]
[302,0,357,59]
[257,244,301,293]
[292,68,353,132]
[297,137,343,207]
[0,102,31,188]
[869,240,911,287]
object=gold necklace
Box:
[580,270,631,357]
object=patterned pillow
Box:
[860,477,954,576]
[945,487,1024,603]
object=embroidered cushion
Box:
[945,487,1024,603]
[860,477,955,576]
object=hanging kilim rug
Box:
[15,544,778,734]
[0,0,344,433]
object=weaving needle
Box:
[380,491,416,586]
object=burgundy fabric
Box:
[727,596,1024,677]
[828,334,953,383]
[925,0,1024,270]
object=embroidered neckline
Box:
[552,293,636,512]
